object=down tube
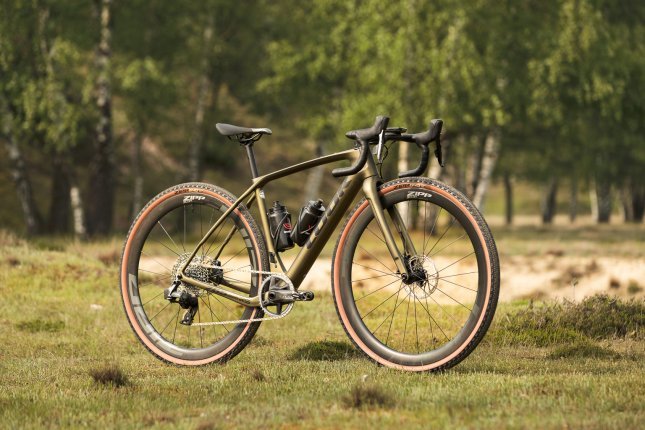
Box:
[287,174,365,288]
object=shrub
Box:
[343,383,394,409]
[489,294,644,346]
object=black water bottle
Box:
[267,201,294,251]
[291,199,325,246]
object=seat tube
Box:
[362,175,409,276]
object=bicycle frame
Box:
[179,147,416,307]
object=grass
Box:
[0,231,644,429]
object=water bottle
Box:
[267,201,294,251]
[290,199,325,246]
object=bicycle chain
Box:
[191,266,295,327]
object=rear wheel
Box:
[120,183,268,365]
[332,178,499,371]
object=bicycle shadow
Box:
[288,340,363,361]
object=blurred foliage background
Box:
[1,0,643,237]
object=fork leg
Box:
[362,177,409,276]
[387,206,418,257]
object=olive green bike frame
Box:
[178,147,416,307]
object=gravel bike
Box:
[120,116,499,371]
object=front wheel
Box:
[332,178,499,371]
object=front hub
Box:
[402,255,439,300]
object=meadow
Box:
[0,226,643,429]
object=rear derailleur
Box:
[164,281,199,326]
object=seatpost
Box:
[244,142,259,179]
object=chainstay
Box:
[191,266,294,326]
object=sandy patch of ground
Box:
[139,254,645,303]
[298,256,645,302]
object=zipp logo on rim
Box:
[183,195,206,203]
[407,191,433,199]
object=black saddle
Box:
[216,123,272,140]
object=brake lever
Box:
[376,130,385,163]
[434,135,444,167]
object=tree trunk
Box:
[592,179,612,223]
[620,181,645,223]
[397,140,410,228]
[416,157,445,232]
[87,0,114,235]
[131,133,144,220]
[541,177,558,224]
[471,130,501,211]
[187,18,214,182]
[470,135,486,197]
[1,129,42,235]
[569,176,578,223]
[620,185,635,222]
[47,154,71,234]
[631,183,645,223]
[69,170,87,240]
[503,172,513,225]
[303,142,325,204]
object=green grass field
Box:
[0,230,643,429]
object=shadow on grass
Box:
[288,340,363,361]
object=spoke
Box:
[160,308,178,336]
[152,238,181,257]
[430,233,466,257]
[357,244,396,273]
[423,201,427,254]
[211,293,237,317]
[352,262,397,277]
[434,251,476,276]
[423,207,443,253]
[438,271,478,279]
[204,295,229,333]
[429,295,462,327]
[402,292,411,350]
[425,294,435,349]
[139,268,167,276]
[360,283,405,320]
[200,204,204,259]
[427,216,457,256]
[172,307,180,344]
[439,277,478,292]
[355,278,403,302]
[148,301,171,322]
[366,226,387,246]
[435,287,473,312]
[386,288,408,346]
[413,295,420,353]
[197,303,203,348]
[139,273,172,288]
[141,291,164,307]
[416,297,450,342]
[141,251,173,271]
[371,287,403,336]
[204,221,228,257]
[221,246,247,267]
[157,221,181,254]
[182,205,187,252]
[352,273,397,283]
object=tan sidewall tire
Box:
[332,178,499,371]
[120,183,267,366]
